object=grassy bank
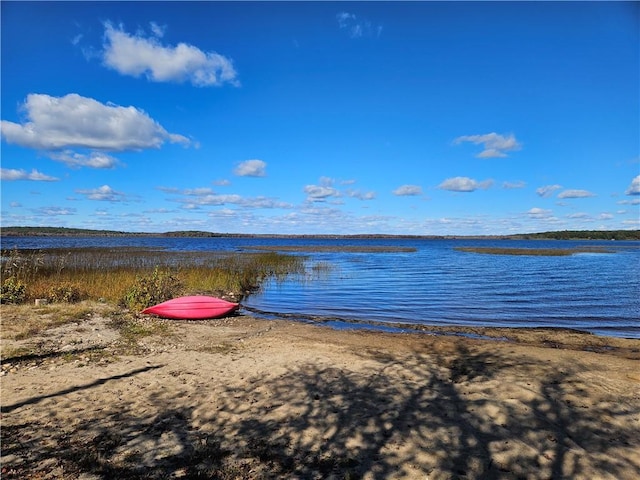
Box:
[1,247,305,308]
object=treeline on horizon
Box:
[514,230,640,241]
[1,226,639,241]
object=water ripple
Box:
[245,239,640,339]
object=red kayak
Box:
[141,295,239,320]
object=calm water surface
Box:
[3,236,639,338]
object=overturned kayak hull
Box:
[141,295,239,319]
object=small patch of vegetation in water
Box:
[455,246,613,256]
[310,261,333,274]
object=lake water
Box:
[2,236,639,339]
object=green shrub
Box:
[121,267,183,312]
[0,277,27,304]
[47,283,83,303]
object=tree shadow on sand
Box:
[3,343,639,479]
[1,365,162,414]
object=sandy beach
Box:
[2,302,639,479]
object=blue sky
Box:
[1,1,638,235]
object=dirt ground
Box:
[1,302,639,479]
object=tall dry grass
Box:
[1,248,306,305]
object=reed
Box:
[1,248,306,305]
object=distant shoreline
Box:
[1,226,639,241]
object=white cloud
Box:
[337,11,382,39]
[502,181,526,189]
[33,206,77,216]
[1,168,58,181]
[557,189,596,199]
[304,184,341,202]
[438,177,493,192]
[49,150,120,169]
[144,208,174,214]
[346,189,376,200]
[183,187,215,196]
[244,197,293,209]
[454,132,521,158]
[149,22,166,38]
[625,175,640,195]
[168,187,291,210]
[76,185,127,202]
[319,176,335,187]
[567,212,591,219]
[234,159,267,177]
[302,178,375,202]
[337,12,355,26]
[102,22,238,87]
[528,207,553,218]
[622,218,640,227]
[536,184,562,198]
[1,93,190,151]
[190,194,244,206]
[617,198,640,205]
[393,185,423,196]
